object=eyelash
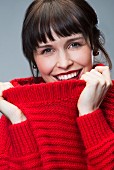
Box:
[69,42,81,49]
[41,48,52,54]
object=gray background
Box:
[0,0,114,82]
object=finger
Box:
[80,71,107,89]
[95,66,112,86]
[90,69,108,86]
[80,72,98,85]
[0,82,13,86]
[0,82,14,96]
[94,66,109,73]
[0,99,13,113]
[0,98,27,124]
[80,71,103,82]
[90,69,104,78]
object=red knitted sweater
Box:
[0,77,114,170]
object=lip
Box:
[76,69,83,79]
[55,69,82,77]
[54,69,82,81]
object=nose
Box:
[56,51,73,69]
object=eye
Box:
[68,42,81,49]
[41,48,53,54]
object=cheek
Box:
[71,49,92,66]
[35,57,55,75]
[77,55,91,65]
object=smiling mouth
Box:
[55,69,82,81]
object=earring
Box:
[32,64,38,77]
[33,64,37,69]
[91,54,94,66]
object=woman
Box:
[0,0,113,169]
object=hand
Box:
[0,82,26,124]
[77,66,112,116]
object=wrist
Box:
[78,107,97,117]
[10,108,27,124]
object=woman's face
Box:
[34,31,93,82]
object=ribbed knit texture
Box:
[0,77,114,169]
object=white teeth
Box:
[68,74,71,79]
[57,71,79,80]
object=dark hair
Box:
[22,0,112,77]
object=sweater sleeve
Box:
[0,116,42,169]
[0,116,10,170]
[77,109,114,169]
[9,120,42,169]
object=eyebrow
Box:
[38,36,84,49]
[65,36,84,45]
